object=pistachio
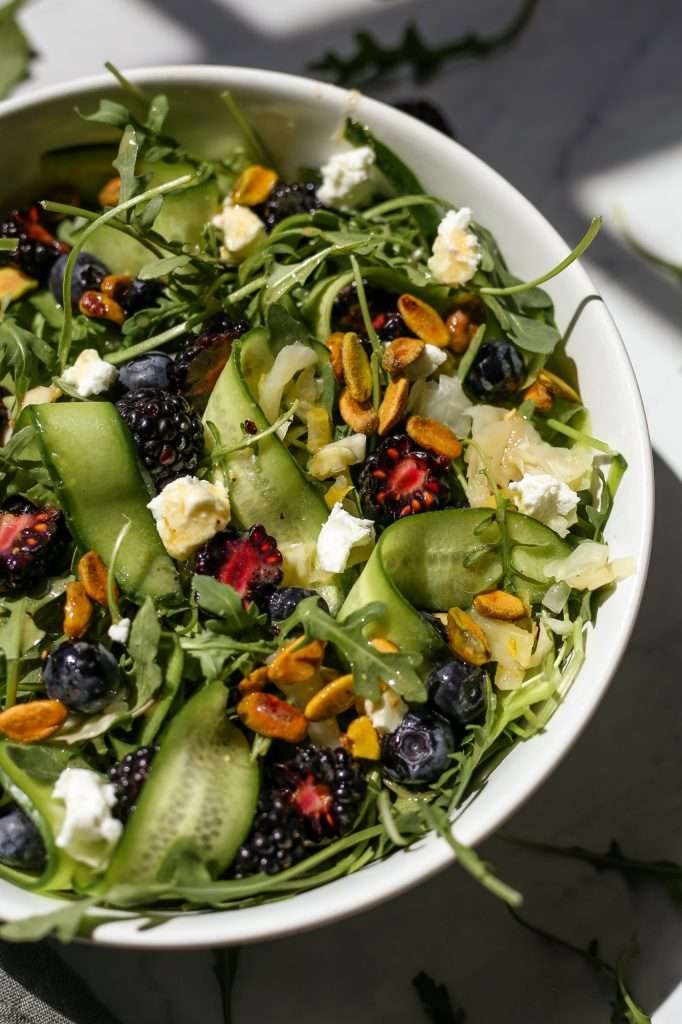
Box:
[98,176,121,208]
[237,665,270,695]
[339,389,379,434]
[341,715,381,759]
[445,308,478,353]
[0,700,68,743]
[473,589,526,621]
[0,267,37,304]
[325,331,345,383]
[100,273,133,302]
[267,638,326,685]
[78,550,117,608]
[79,290,126,326]
[237,692,308,743]
[398,294,450,347]
[304,674,355,721]
[382,337,425,375]
[538,369,581,403]
[232,164,278,206]
[370,636,399,653]
[63,581,94,639]
[406,415,462,459]
[446,607,491,665]
[378,377,410,435]
[341,332,373,402]
[523,378,554,412]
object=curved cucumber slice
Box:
[341,509,569,656]
[0,742,75,892]
[105,682,258,887]
[41,143,117,204]
[31,402,181,605]
[204,332,346,610]
[70,157,220,276]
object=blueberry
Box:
[0,806,46,872]
[466,340,525,401]
[268,587,329,623]
[120,278,163,315]
[118,352,178,393]
[49,251,109,311]
[427,659,486,726]
[382,709,455,784]
[43,641,119,714]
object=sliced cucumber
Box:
[31,402,181,605]
[105,682,258,887]
[0,741,76,892]
[340,509,569,655]
[204,331,346,609]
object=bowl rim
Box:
[0,64,654,949]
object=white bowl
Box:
[0,66,653,948]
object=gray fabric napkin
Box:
[0,941,119,1024]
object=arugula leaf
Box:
[213,947,241,1024]
[112,124,141,208]
[344,119,438,238]
[137,254,192,280]
[413,971,466,1024]
[128,597,162,711]
[192,574,265,634]
[0,0,34,101]
[309,0,538,86]
[0,898,95,943]
[0,597,44,707]
[5,742,73,783]
[278,597,425,702]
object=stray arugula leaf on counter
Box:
[510,911,651,1024]
[0,0,35,101]
[308,0,539,87]
[213,947,241,1024]
[413,971,467,1024]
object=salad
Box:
[0,72,632,932]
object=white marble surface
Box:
[7,0,682,1019]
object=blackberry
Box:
[333,281,405,341]
[109,745,158,821]
[116,388,204,489]
[272,745,366,840]
[0,205,68,281]
[358,434,450,524]
[0,498,66,594]
[195,524,283,609]
[231,789,305,878]
[175,317,249,403]
[372,309,407,342]
[259,181,321,229]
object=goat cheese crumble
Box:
[427,208,481,286]
[317,146,376,207]
[52,768,122,870]
[212,198,266,262]
[62,349,117,397]
[364,688,408,734]
[148,476,231,561]
[316,503,375,573]
[107,617,131,644]
[509,473,579,537]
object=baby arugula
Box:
[0,0,34,101]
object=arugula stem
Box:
[141,637,184,745]
[0,239,19,253]
[377,788,409,847]
[208,402,299,460]
[41,200,169,260]
[350,255,382,407]
[4,597,27,709]
[480,218,602,296]
[363,194,444,221]
[545,418,613,454]
[47,173,194,371]
[105,315,204,365]
[221,91,270,168]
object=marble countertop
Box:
[8,0,682,1019]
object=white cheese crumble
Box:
[316,502,375,574]
[62,349,117,397]
[308,434,366,479]
[212,198,266,263]
[404,343,448,381]
[107,617,131,644]
[427,208,480,286]
[52,768,122,870]
[147,475,231,561]
[364,688,408,734]
[508,473,579,537]
[317,146,376,207]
